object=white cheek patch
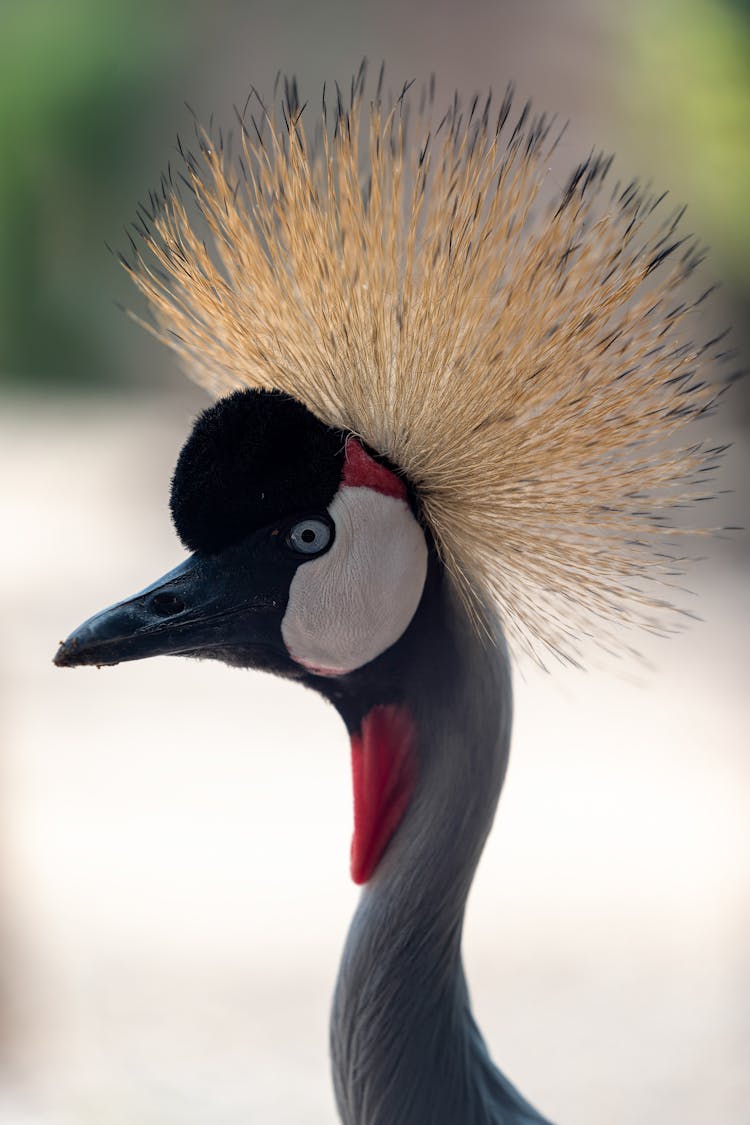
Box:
[281,487,428,675]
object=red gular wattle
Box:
[349,704,417,885]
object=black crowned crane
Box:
[55,72,727,1125]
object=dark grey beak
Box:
[54,553,279,668]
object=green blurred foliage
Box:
[2,0,747,390]
[0,0,187,385]
[622,0,750,304]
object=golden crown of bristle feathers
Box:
[125,67,731,666]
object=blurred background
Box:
[0,1,748,1122]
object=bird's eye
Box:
[286,517,333,557]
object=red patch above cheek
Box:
[349,704,417,885]
[341,438,408,501]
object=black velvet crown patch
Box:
[170,389,347,554]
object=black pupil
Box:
[301,528,316,543]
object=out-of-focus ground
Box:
[0,395,747,1124]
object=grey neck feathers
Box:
[330,583,553,1125]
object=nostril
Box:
[150,592,186,617]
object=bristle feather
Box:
[127,72,730,664]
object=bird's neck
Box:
[327,571,547,1125]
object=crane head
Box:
[54,388,429,680]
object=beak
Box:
[54,553,279,668]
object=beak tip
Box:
[53,637,122,669]
[53,639,79,667]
